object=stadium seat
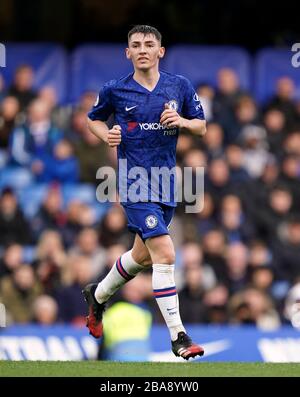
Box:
[254,48,300,103]
[164,45,251,90]
[0,166,34,190]
[92,202,111,222]
[62,183,96,206]
[22,245,36,263]
[1,44,68,104]
[17,184,49,218]
[70,44,134,101]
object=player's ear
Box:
[158,47,165,59]
[125,48,131,60]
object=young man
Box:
[83,25,206,360]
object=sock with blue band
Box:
[152,263,185,341]
[94,249,144,304]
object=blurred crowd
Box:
[1,65,300,330]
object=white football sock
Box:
[95,249,144,304]
[152,263,185,341]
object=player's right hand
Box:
[107,125,122,147]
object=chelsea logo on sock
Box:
[145,215,158,229]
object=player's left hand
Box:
[160,103,184,128]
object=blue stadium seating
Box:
[254,48,300,103]
[1,44,68,104]
[2,43,297,107]
[62,183,96,206]
[70,45,252,100]
[164,45,252,90]
[17,184,49,218]
[70,44,133,101]
[0,166,34,190]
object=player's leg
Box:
[94,233,152,303]
[83,234,152,338]
[146,233,204,360]
[145,234,184,339]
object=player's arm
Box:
[160,104,206,137]
[177,117,206,137]
[87,82,121,147]
[87,118,121,147]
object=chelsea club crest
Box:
[145,215,158,229]
[168,100,178,111]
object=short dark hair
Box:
[128,25,162,43]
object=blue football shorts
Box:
[123,202,175,241]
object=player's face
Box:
[126,33,165,71]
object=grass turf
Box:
[1,361,300,377]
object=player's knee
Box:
[139,257,153,267]
[157,250,175,265]
[132,250,152,266]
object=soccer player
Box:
[83,25,206,360]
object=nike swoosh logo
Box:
[167,307,177,311]
[125,105,138,111]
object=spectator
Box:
[273,217,300,283]
[213,68,246,138]
[203,284,229,324]
[69,227,107,279]
[284,282,300,327]
[239,125,269,178]
[31,184,66,241]
[266,77,298,128]
[202,229,227,283]
[202,122,224,160]
[249,266,274,298]
[34,230,67,293]
[33,139,79,183]
[278,153,300,208]
[231,95,260,143]
[33,295,58,325]
[0,96,20,150]
[99,274,153,361]
[263,108,286,158]
[219,194,255,244]
[229,287,280,330]
[0,265,42,323]
[72,108,109,184]
[0,243,23,278]
[9,98,63,167]
[194,192,218,236]
[225,242,249,294]
[205,158,235,201]
[179,262,207,323]
[99,205,132,248]
[248,240,272,269]
[181,242,216,290]
[283,131,300,157]
[56,255,93,324]
[249,155,279,218]
[225,144,250,184]
[0,187,31,245]
[8,64,37,111]
[254,184,293,243]
[38,85,72,131]
[63,200,97,247]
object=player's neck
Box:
[133,69,160,92]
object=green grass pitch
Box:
[1,361,300,377]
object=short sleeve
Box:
[181,77,205,120]
[88,82,114,121]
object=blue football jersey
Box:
[88,70,205,207]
